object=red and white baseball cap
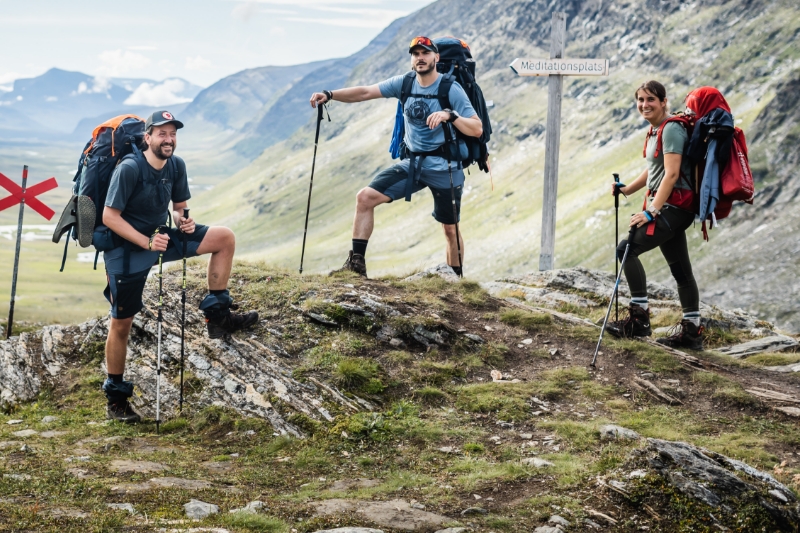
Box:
[145,110,184,131]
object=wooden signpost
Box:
[1,166,57,338]
[510,12,609,271]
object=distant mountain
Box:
[71,102,191,140]
[236,15,410,159]
[194,0,800,332]
[0,68,202,133]
[181,60,338,131]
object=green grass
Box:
[220,512,290,532]
[499,308,553,329]
[744,353,800,367]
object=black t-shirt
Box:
[105,154,190,235]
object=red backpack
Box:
[643,87,755,239]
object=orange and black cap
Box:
[409,36,438,54]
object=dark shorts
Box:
[368,165,463,224]
[103,224,209,319]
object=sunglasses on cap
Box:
[409,36,437,52]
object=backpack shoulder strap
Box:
[399,71,416,107]
[437,73,455,112]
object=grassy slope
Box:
[1,266,798,532]
[192,0,800,323]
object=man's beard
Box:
[415,62,435,75]
[151,142,174,160]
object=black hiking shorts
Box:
[103,224,209,319]
[368,165,463,225]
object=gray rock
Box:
[404,264,460,283]
[389,338,406,348]
[460,507,488,516]
[4,473,32,481]
[107,503,136,514]
[313,499,449,530]
[463,333,485,343]
[229,500,266,514]
[223,379,244,395]
[311,529,384,533]
[306,312,339,327]
[12,429,38,438]
[717,335,798,358]
[41,415,59,423]
[764,363,800,373]
[5,419,23,425]
[548,514,571,527]
[109,460,169,474]
[582,518,603,529]
[599,424,640,440]
[533,527,562,533]
[647,438,799,525]
[184,499,219,519]
[435,529,469,533]
[522,457,554,468]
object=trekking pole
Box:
[613,173,620,322]
[299,103,328,274]
[591,225,636,368]
[445,125,463,277]
[154,225,168,434]
[179,208,189,414]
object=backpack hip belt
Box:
[403,146,450,202]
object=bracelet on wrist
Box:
[322,90,333,102]
[643,210,654,222]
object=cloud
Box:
[96,49,151,77]
[73,77,112,95]
[124,79,193,106]
[185,55,212,71]
[232,1,260,22]
[282,15,395,28]
[0,72,22,85]
[270,26,287,36]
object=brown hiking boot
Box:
[656,320,704,351]
[206,305,259,339]
[607,304,652,338]
[106,399,141,423]
[330,250,367,278]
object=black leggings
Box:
[617,206,699,313]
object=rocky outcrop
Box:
[646,439,799,528]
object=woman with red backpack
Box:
[606,80,704,350]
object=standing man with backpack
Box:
[309,36,483,278]
[100,110,258,423]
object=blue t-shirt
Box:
[379,73,477,174]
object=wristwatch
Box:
[445,109,460,122]
[647,203,661,216]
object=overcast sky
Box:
[0,0,432,87]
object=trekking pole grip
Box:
[613,173,620,209]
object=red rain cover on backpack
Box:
[720,128,755,202]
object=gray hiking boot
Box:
[106,399,141,423]
[607,304,652,338]
[330,250,367,278]
[656,320,704,351]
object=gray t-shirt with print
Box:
[379,73,477,175]
[645,121,693,193]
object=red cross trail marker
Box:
[510,12,609,270]
[3,166,58,338]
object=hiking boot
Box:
[107,399,141,423]
[656,320,704,351]
[74,195,96,248]
[206,306,259,339]
[607,304,652,338]
[330,250,367,277]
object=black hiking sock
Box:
[210,289,227,296]
[107,373,123,384]
[451,265,463,276]
[352,239,368,257]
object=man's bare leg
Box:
[105,317,134,375]
[442,223,465,268]
[353,187,391,239]
[196,226,235,290]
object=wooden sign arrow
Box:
[510,57,609,77]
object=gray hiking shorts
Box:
[368,164,463,225]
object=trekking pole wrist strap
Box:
[323,90,333,102]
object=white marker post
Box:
[510,12,609,271]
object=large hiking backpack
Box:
[388,36,492,173]
[53,114,147,270]
[643,87,754,240]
